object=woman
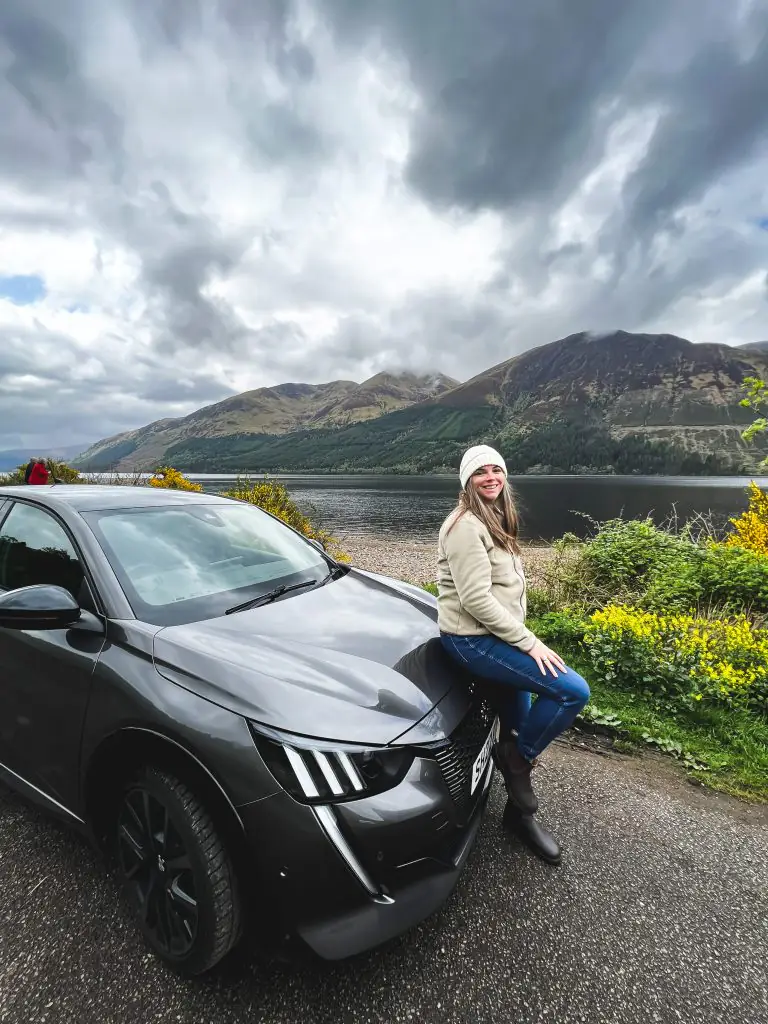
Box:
[27,459,50,485]
[437,444,589,864]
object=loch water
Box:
[184,473,765,542]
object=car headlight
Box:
[249,723,415,804]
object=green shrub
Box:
[46,459,81,483]
[530,610,590,653]
[552,516,768,620]
[581,518,686,598]
[697,543,768,617]
[526,585,557,618]
[525,541,597,611]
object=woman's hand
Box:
[527,639,567,677]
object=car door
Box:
[0,499,106,818]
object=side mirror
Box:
[0,585,82,631]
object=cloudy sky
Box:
[1,0,767,450]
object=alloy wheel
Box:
[117,785,199,959]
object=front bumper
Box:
[238,712,496,961]
[302,759,493,959]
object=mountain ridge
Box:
[76,370,460,470]
[76,332,768,475]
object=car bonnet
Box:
[152,569,470,745]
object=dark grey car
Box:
[0,485,498,974]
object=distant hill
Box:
[0,442,91,472]
[76,372,459,470]
[76,332,768,476]
[739,340,768,354]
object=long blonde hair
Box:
[448,477,521,554]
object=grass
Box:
[570,659,768,802]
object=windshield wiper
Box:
[224,579,318,615]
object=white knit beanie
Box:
[459,445,507,490]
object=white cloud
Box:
[0,0,766,449]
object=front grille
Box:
[434,700,497,818]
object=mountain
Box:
[76,371,460,470]
[739,340,768,354]
[77,332,768,476]
[424,330,768,472]
[435,330,764,426]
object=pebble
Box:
[338,534,555,586]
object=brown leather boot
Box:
[495,739,538,815]
[503,802,561,865]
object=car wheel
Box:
[115,766,242,975]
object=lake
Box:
[183,473,766,542]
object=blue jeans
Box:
[440,633,590,761]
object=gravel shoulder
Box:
[1,743,766,1024]
[338,533,555,586]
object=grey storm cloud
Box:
[136,374,233,405]
[318,0,768,334]
[0,0,766,448]
[118,183,253,355]
[321,0,658,212]
[0,2,125,187]
[321,1,768,221]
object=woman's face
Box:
[470,464,505,502]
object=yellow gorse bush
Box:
[147,467,204,492]
[725,481,768,557]
[584,604,768,712]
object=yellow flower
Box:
[148,466,203,492]
[725,482,768,556]
[585,603,768,711]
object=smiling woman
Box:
[437,445,591,865]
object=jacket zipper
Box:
[512,554,526,618]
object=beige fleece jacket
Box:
[437,510,538,652]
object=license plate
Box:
[470,717,500,794]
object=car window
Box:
[0,502,85,598]
[82,502,328,625]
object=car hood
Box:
[152,569,469,745]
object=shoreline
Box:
[338,533,555,586]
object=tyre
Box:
[115,766,242,975]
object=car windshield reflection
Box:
[83,503,328,625]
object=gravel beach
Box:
[338,533,555,586]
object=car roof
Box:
[0,484,233,512]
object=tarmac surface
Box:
[1,739,766,1024]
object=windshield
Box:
[82,501,329,625]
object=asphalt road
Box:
[1,740,766,1024]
